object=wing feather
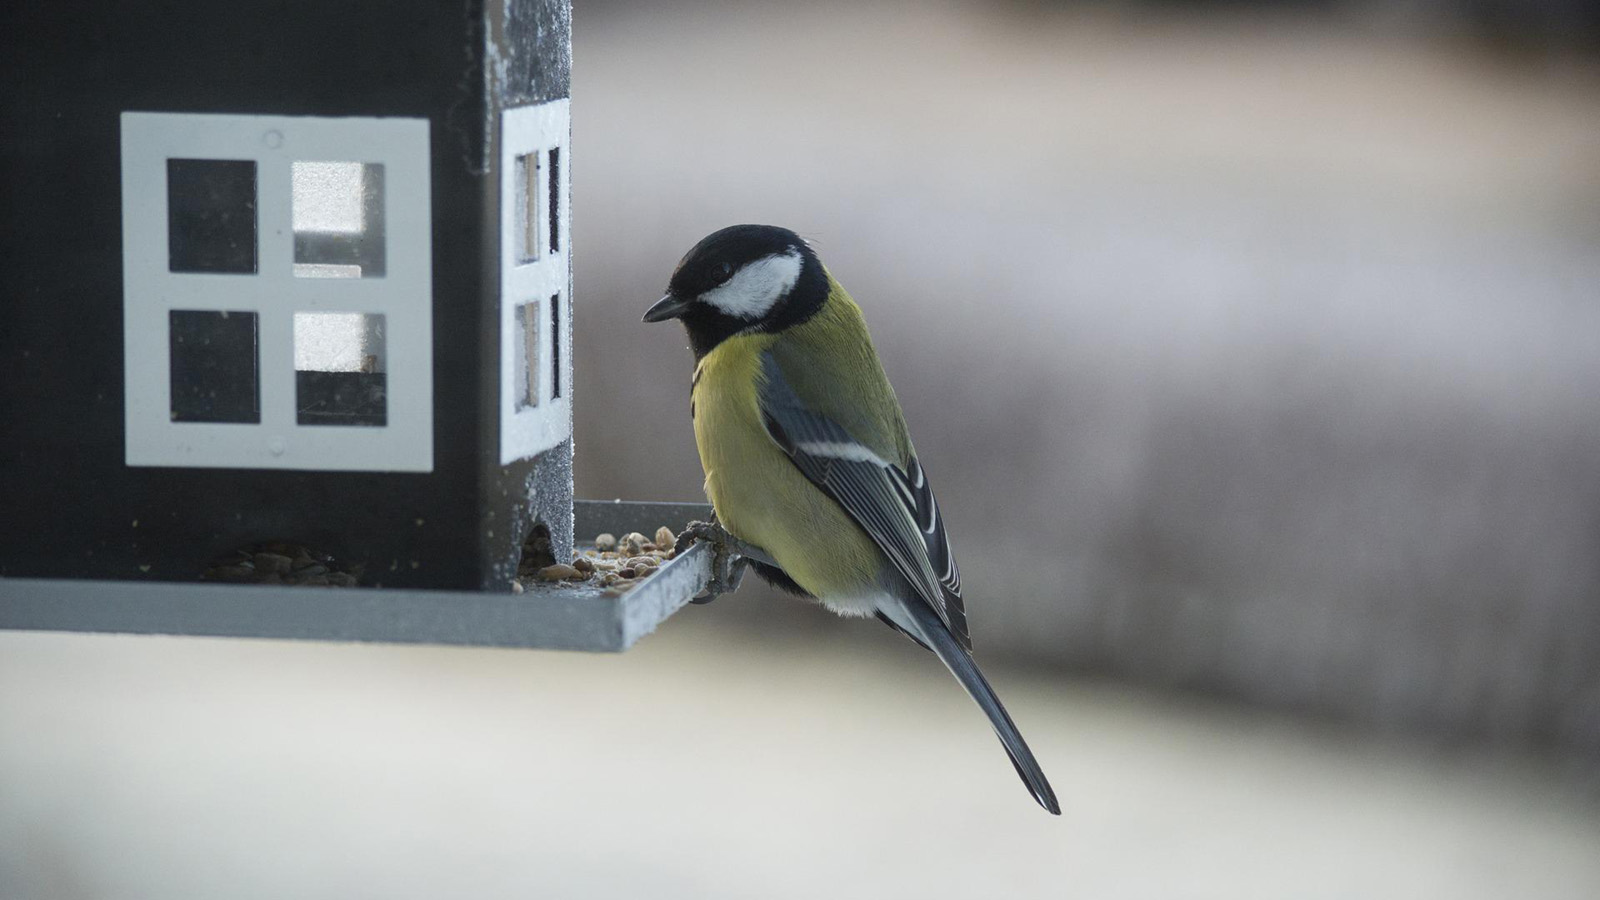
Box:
[758,352,970,650]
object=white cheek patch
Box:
[701,249,803,319]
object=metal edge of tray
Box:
[0,500,715,652]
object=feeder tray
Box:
[0,501,718,652]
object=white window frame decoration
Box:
[121,111,433,471]
[498,99,572,465]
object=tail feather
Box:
[891,596,1060,815]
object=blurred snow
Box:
[2,624,1597,900]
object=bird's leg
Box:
[676,519,780,568]
[691,553,748,604]
[678,519,776,603]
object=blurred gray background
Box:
[5,1,1600,897]
[576,0,1600,753]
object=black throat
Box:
[680,253,829,361]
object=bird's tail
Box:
[893,596,1061,815]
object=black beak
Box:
[642,293,691,323]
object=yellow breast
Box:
[691,333,884,600]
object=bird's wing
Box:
[757,351,969,650]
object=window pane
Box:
[294,312,387,426]
[167,159,257,274]
[550,293,562,400]
[515,152,539,264]
[293,162,386,278]
[515,300,539,409]
[546,147,560,254]
[169,310,260,422]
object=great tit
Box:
[644,224,1060,815]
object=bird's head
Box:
[643,224,828,358]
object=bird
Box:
[643,224,1059,815]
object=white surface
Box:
[294,312,381,373]
[291,161,367,233]
[499,99,572,464]
[291,263,362,279]
[121,112,432,471]
[0,619,1595,900]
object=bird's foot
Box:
[679,520,773,603]
[677,520,780,567]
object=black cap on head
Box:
[645,224,828,359]
[667,224,806,299]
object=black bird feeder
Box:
[0,0,713,650]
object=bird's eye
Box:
[714,262,734,284]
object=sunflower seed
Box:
[537,563,582,581]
